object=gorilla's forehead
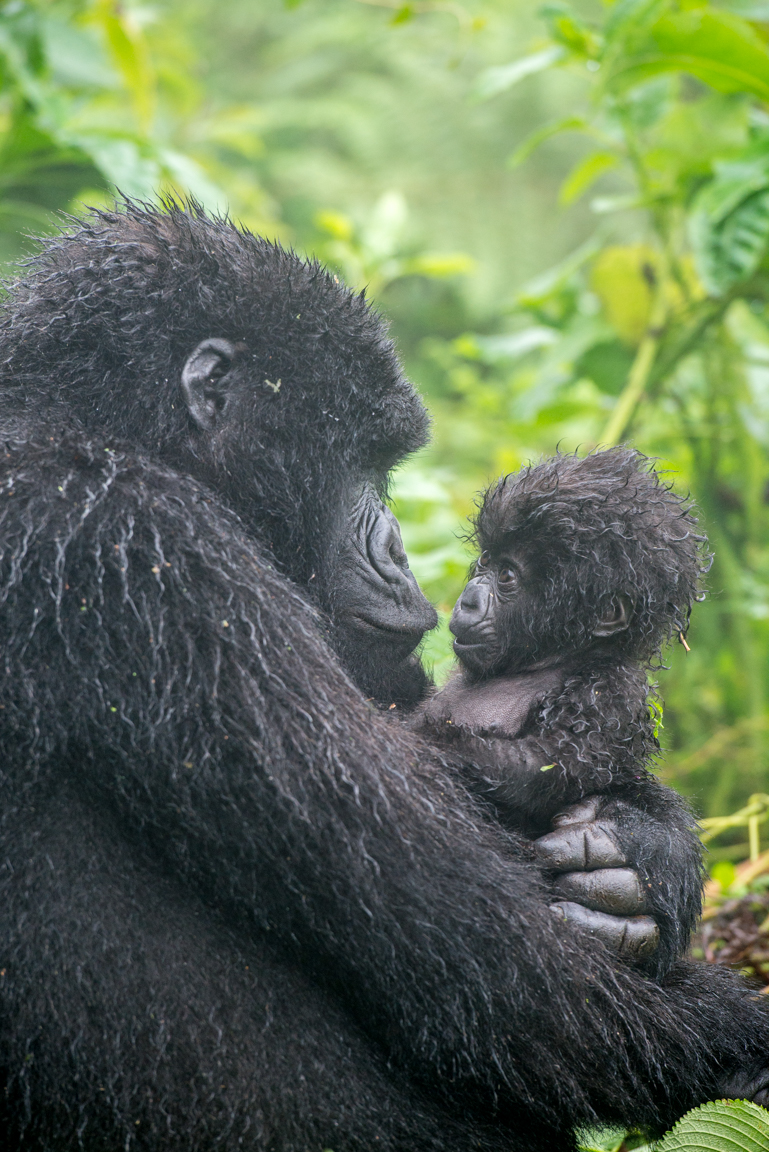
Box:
[0,200,431,466]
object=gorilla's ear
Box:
[592,594,634,638]
[181,338,238,432]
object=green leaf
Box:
[472,46,565,101]
[656,1099,769,1151]
[576,1125,628,1152]
[508,116,592,168]
[690,150,769,294]
[559,151,619,205]
[89,0,154,130]
[710,859,737,890]
[404,253,475,278]
[390,5,414,25]
[540,4,601,58]
[516,232,605,306]
[603,0,669,49]
[607,10,769,102]
[71,136,161,200]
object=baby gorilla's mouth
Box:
[452,632,500,673]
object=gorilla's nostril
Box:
[460,578,491,618]
[460,587,480,610]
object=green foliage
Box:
[3,0,769,818]
[576,1095,769,1150]
[656,1099,769,1151]
[0,0,272,262]
[387,0,769,815]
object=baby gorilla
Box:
[418,448,708,960]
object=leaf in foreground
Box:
[656,1099,769,1151]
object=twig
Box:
[601,284,667,445]
[663,715,769,777]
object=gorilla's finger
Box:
[551,902,660,960]
[552,868,646,916]
[552,796,603,826]
[533,821,627,872]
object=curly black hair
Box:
[473,447,711,663]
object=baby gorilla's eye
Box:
[498,567,517,586]
[477,550,490,569]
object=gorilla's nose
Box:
[450,577,493,638]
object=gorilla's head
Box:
[0,200,437,701]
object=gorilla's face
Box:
[179,337,437,702]
[331,484,437,655]
[324,484,436,703]
[449,541,634,683]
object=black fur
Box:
[0,204,768,1151]
[474,449,708,663]
[421,450,709,969]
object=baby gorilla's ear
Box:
[592,594,634,638]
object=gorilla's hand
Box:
[534,796,660,962]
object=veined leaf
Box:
[690,151,769,295]
[576,1125,628,1152]
[472,46,565,101]
[559,151,619,206]
[656,1099,769,1151]
[607,10,769,102]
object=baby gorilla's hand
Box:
[533,796,660,962]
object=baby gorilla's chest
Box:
[423,667,564,738]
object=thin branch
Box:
[601,287,667,445]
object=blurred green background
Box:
[2,0,769,846]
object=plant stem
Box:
[601,289,666,445]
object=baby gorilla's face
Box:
[449,546,542,679]
[449,540,635,681]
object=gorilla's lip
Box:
[347,612,429,639]
[452,635,496,654]
[452,639,489,655]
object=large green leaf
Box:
[606,9,769,102]
[690,148,769,294]
[656,1099,769,1151]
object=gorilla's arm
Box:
[535,790,704,977]
[1,439,767,1134]
[429,664,702,974]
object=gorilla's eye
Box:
[498,567,517,586]
[477,550,490,569]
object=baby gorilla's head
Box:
[450,448,710,680]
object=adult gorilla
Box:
[0,203,767,1152]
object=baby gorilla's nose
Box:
[450,576,494,639]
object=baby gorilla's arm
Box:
[441,728,671,967]
[427,665,702,976]
[441,725,589,827]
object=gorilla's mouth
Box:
[452,635,500,672]
[452,638,488,654]
[452,627,497,654]
[348,612,428,640]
